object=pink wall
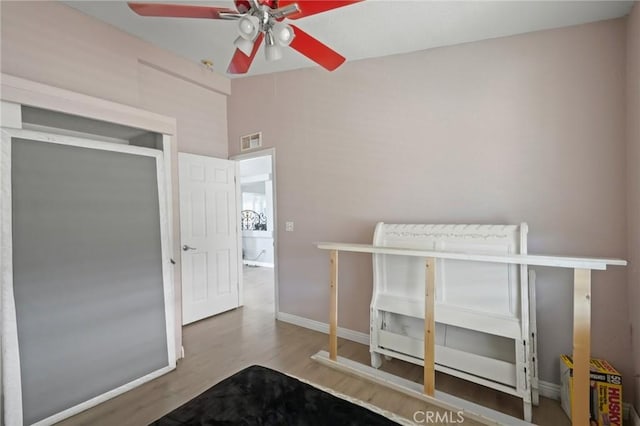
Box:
[228,19,633,391]
[0,1,230,156]
[1,0,635,406]
[626,2,640,413]
[0,1,231,357]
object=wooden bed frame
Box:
[369,223,537,421]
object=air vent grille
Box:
[240,132,262,151]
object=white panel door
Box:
[179,153,240,325]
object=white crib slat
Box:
[519,223,533,421]
[377,330,518,388]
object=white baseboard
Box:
[538,380,560,400]
[534,383,637,424]
[243,261,274,268]
[626,403,640,426]
[276,312,369,345]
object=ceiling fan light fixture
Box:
[234,36,255,56]
[128,0,363,74]
[237,15,260,40]
[265,44,282,61]
[264,31,282,61]
[272,22,295,46]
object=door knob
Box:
[182,245,197,251]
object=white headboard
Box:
[372,223,528,331]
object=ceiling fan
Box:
[128,0,363,74]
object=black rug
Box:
[151,365,401,425]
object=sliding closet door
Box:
[2,130,174,425]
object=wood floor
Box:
[59,266,569,426]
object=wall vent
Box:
[240,132,262,151]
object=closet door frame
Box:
[0,74,181,363]
[1,128,176,426]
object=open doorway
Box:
[232,149,277,315]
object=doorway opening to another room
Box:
[232,149,277,315]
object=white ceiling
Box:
[63,0,634,78]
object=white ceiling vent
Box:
[240,132,262,151]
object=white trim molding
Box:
[537,381,560,400]
[231,148,280,315]
[243,261,274,268]
[276,312,369,346]
[1,74,177,135]
[532,380,638,426]
[626,403,640,426]
[0,101,22,129]
[1,128,22,426]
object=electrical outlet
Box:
[285,221,294,232]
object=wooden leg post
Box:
[572,268,591,426]
[329,250,338,361]
[424,257,436,396]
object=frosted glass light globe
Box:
[237,15,260,40]
[239,19,254,35]
[272,22,295,46]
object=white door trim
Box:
[230,148,279,316]
[1,76,182,360]
[1,128,176,426]
[235,160,244,307]
[1,74,177,135]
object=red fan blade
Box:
[277,1,363,20]
[128,3,238,19]
[234,0,252,14]
[227,33,265,74]
[289,25,345,71]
